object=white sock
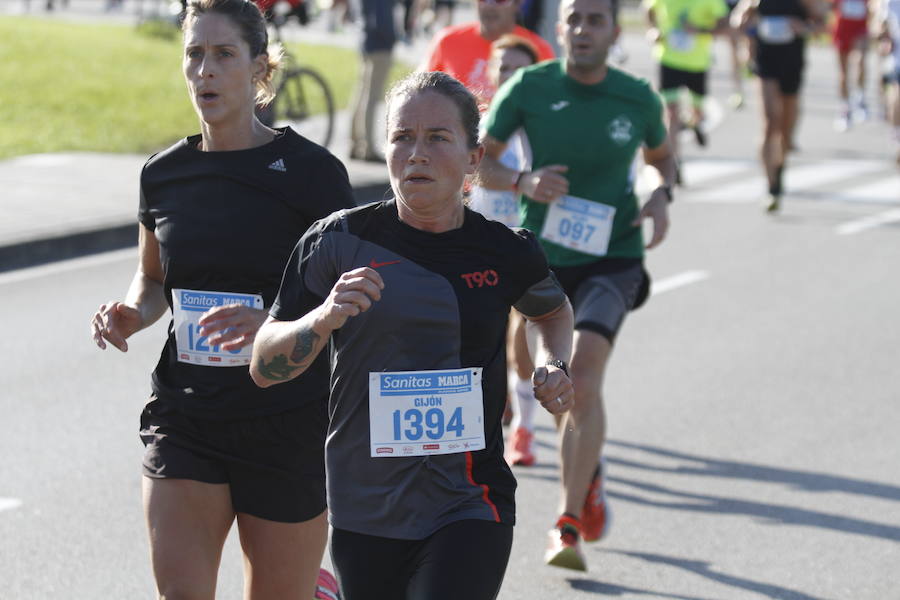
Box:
[510,377,536,432]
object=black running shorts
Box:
[551,259,649,343]
[331,520,514,600]
[756,45,805,95]
[140,395,327,523]
[659,63,708,98]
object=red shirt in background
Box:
[423,22,555,104]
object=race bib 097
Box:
[540,195,616,257]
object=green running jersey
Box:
[485,61,667,266]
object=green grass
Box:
[0,17,410,159]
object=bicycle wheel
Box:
[273,67,335,148]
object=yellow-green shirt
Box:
[645,0,729,72]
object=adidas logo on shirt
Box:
[268,158,287,172]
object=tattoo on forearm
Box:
[257,354,300,381]
[290,328,320,364]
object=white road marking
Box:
[687,174,767,204]
[0,247,137,286]
[651,270,710,295]
[681,159,752,187]
[832,176,900,205]
[9,154,73,167]
[784,160,887,190]
[680,158,897,205]
[835,209,900,235]
[0,498,23,513]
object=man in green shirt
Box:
[479,0,676,572]
[645,0,730,180]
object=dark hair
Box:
[386,71,481,149]
[559,0,619,26]
[183,0,282,104]
[491,33,539,64]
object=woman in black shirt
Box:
[90,1,354,598]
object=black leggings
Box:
[331,520,514,600]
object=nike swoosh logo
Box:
[369,258,402,268]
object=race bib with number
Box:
[758,16,796,44]
[368,368,485,457]
[469,188,519,228]
[668,29,696,52]
[540,195,616,257]
[172,288,263,367]
[840,0,867,19]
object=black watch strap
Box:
[545,359,569,376]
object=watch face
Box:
[546,359,568,375]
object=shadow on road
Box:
[607,439,900,503]
[606,550,832,600]
[566,576,719,600]
[604,440,900,543]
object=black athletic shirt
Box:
[757,0,809,62]
[138,127,355,419]
[271,199,568,539]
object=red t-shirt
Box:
[424,22,555,104]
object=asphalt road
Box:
[2,169,899,599]
[2,7,899,600]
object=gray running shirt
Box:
[271,200,567,539]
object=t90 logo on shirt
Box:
[460,270,499,289]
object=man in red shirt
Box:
[831,0,873,130]
[423,0,555,104]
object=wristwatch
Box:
[545,359,569,376]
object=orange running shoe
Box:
[505,426,535,466]
[544,514,587,571]
[580,462,611,543]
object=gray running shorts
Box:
[553,260,647,343]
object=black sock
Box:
[769,165,784,196]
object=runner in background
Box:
[425,3,555,465]
[468,34,543,466]
[832,0,874,131]
[731,0,827,213]
[480,0,676,571]
[878,0,900,164]
[90,1,354,598]
[645,0,730,185]
[252,71,575,600]
[725,0,751,108]
[469,34,539,227]
[422,0,555,105]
